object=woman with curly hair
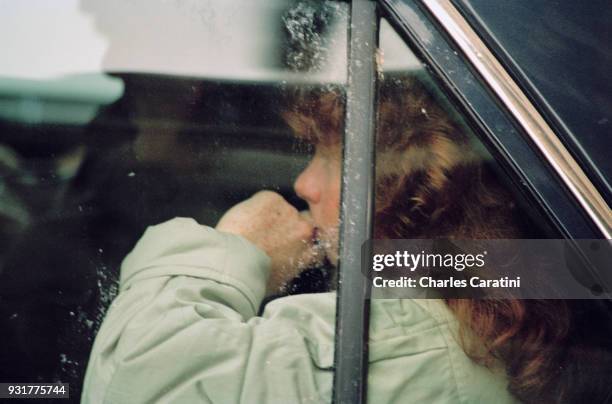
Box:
[82,75,612,403]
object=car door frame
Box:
[333,1,610,403]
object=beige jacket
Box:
[82,218,517,403]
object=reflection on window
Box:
[0,0,347,399]
[374,18,549,240]
[364,18,609,404]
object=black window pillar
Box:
[332,0,377,403]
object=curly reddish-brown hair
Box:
[283,76,612,403]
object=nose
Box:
[294,162,321,204]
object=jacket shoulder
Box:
[368,299,517,403]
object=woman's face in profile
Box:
[294,144,342,265]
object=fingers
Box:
[299,210,314,224]
[296,216,315,241]
[251,190,286,206]
[217,190,321,281]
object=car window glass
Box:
[365,18,554,400]
[453,0,612,203]
[374,18,551,237]
[0,0,347,399]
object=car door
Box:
[0,1,349,401]
[333,0,611,402]
[0,1,609,403]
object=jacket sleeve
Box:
[81,218,335,404]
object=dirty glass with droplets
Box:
[364,17,563,402]
[0,0,346,400]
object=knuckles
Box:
[252,190,297,217]
[248,191,312,240]
[253,190,283,204]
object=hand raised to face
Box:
[216,191,323,294]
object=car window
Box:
[451,0,612,203]
[365,17,557,401]
[375,18,552,238]
[0,0,347,399]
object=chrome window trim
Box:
[421,0,612,238]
